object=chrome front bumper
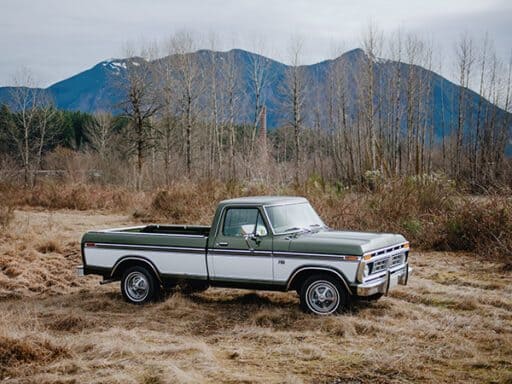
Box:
[356,264,411,296]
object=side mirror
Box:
[255,225,268,237]
[244,233,261,251]
[243,233,257,251]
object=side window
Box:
[222,208,267,237]
[255,212,268,236]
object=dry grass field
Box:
[0,209,511,384]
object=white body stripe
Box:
[210,254,273,281]
[85,247,207,277]
[85,246,361,284]
[273,257,358,283]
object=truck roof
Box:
[219,196,308,206]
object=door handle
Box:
[216,242,229,247]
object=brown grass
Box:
[2,177,512,263]
[0,205,14,228]
[0,210,510,383]
[0,336,70,377]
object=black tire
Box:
[299,274,350,315]
[120,266,160,304]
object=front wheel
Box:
[121,266,160,304]
[300,274,349,315]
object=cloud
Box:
[0,0,510,86]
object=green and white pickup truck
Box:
[77,196,411,315]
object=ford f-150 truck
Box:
[77,196,411,315]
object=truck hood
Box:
[287,230,406,256]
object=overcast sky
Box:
[0,0,511,87]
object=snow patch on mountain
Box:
[101,60,127,72]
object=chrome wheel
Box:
[124,271,149,302]
[306,280,339,314]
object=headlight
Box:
[357,262,371,283]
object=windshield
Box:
[265,203,325,234]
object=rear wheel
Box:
[121,266,160,304]
[300,274,349,315]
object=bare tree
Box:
[281,37,307,184]
[454,33,475,178]
[118,45,161,189]
[388,30,404,175]
[8,69,56,186]
[361,24,383,171]
[85,111,115,160]
[219,49,240,180]
[473,33,489,181]
[206,35,221,176]
[155,39,181,185]
[170,31,203,176]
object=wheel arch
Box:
[286,265,352,295]
[111,255,162,283]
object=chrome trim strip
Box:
[285,266,352,294]
[92,226,207,238]
[208,249,272,257]
[208,248,272,255]
[105,231,206,238]
[210,276,276,284]
[365,242,409,258]
[160,272,207,281]
[274,250,359,260]
[111,256,162,283]
[89,242,205,254]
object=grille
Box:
[372,258,389,273]
[390,253,403,267]
[370,252,406,275]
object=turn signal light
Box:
[345,255,360,261]
[403,242,410,249]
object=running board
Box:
[100,278,116,285]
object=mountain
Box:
[0,48,509,138]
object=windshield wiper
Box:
[283,226,311,233]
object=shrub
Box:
[151,188,196,222]
[442,197,512,266]
[37,238,63,254]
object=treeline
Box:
[0,28,511,191]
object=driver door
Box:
[211,207,273,283]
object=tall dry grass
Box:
[1,177,511,265]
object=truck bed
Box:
[82,224,211,278]
[82,225,210,249]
